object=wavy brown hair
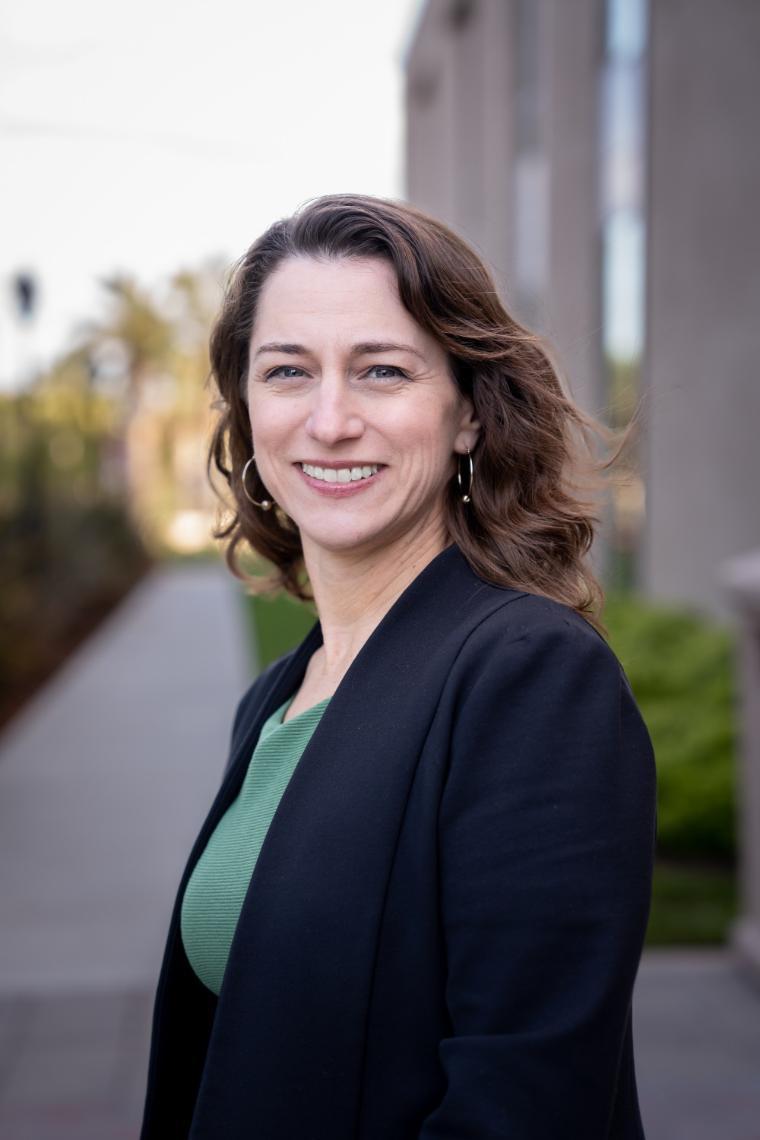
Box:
[207,193,625,628]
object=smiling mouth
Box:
[299,462,381,484]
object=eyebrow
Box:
[253,342,304,358]
[253,340,426,361]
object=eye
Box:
[265,365,308,380]
[364,365,409,381]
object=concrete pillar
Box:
[406,0,517,302]
[449,0,487,246]
[722,550,760,979]
[405,2,459,225]
[545,0,605,417]
[480,0,517,300]
[642,0,760,619]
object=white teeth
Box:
[301,463,379,484]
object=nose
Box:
[305,376,365,445]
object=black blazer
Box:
[141,543,656,1139]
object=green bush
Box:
[646,860,737,945]
[0,391,150,725]
[603,594,737,861]
[243,591,315,670]
[0,498,149,714]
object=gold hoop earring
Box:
[241,454,274,511]
[457,447,474,504]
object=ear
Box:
[454,396,481,454]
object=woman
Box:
[141,194,656,1139]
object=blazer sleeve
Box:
[418,611,657,1139]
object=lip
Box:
[296,460,385,469]
[295,461,385,497]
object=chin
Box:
[300,521,391,555]
[306,532,377,554]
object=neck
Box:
[302,523,450,680]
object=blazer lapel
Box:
[189,544,510,1137]
[140,625,326,1136]
[224,621,324,783]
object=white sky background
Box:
[0,0,421,388]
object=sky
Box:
[0,0,421,388]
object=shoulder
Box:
[406,546,629,708]
[430,545,616,671]
[445,582,645,746]
[457,581,619,679]
[444,585,655,813]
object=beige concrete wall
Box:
[449,0,487,246]
[406,0,603,415]
[405,1,459,227]
[545,0,604,416]
[406,0,517,296]
[480,0,517,300]
[643,0,760,618]
[404,0,609,572]
[723,551,760,979]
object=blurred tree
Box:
[92,276,174,400]
[1,260,229,725]
[76,263,227,551]
[79,276,175,541]
[0,349,148,726]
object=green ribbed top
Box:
[181,695,330,995]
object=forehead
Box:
[250,256,432,349]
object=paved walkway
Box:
[634,950,760,1140]
[0,564,758,1139]
[0,562,250,1139]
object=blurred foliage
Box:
[1,261,228,726]
[96,277,175,389]
[243,590,316,671]
[645,861,737,946]
[0,373,149,726]
[606,354,640,430]
[603,592,737,861]
[79,265,228,552]
[604,353,647,596]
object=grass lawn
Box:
[240,589,315,671]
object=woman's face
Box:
[246,255,480,562]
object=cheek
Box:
[248,398,291,447]
[390,388,460,439]
[412,399,463,459]
[247,414,283,488]
[399,422,458,490]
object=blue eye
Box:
[266,365,306,380]
[366,365,408,380]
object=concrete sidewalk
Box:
[634,950,760,1140]
[1,564,759,1139]
[2,953,758,1140]
[0,561,250,1140]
